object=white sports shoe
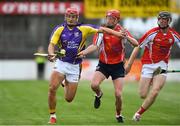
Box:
[132,113,141,121]
[48,114,57,124]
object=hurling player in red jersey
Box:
[78,9,138,123]
[126,11,180,121]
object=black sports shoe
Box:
[94,92,103,109]
[116,115,124,123]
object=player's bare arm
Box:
[100,27,138,47]
[126,36,139,47]
[119,28,138,47]
[125,46,140,74]
[78,44,98,58]
[100,27,125,38]
[48,43,56,62]
[98,26,121,36]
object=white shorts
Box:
[141,61,168,78]
[53,59,81,83]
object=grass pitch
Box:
[0,80,179,125]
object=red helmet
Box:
[106,9,120,20]
[65,7,79,16]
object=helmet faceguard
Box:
[105,9,120,28]
[65,7,79,26]
[157,11,172,29]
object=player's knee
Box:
[91,81,99,89]
[49,85,57,94]
[115,90,122,98]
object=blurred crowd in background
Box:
[0,0,179,59]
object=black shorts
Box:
[96,61,125,80]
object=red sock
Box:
[137,106,146,115]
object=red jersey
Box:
[139,27,180,65]
[93,24,133,64]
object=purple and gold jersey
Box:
[50,23,99,64]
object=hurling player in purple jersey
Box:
[47,7,120,124]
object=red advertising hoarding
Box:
[0,2,83,15]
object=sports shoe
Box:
[132,113,141,121]
[48,116,56,124]
[94,92,103,109]
[116,115,124,123]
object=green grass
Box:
[0,80,180,125]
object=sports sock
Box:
[50,114,56,118]
[96,91,103,97]
[116,110,122,116]
[49,109,56,115]
[116,114,122,117]
[137,106,146,115]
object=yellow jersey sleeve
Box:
[78,25,98,38]
[50,26,64,45]
[77,25,99,52]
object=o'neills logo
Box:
[0,2,83,15]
